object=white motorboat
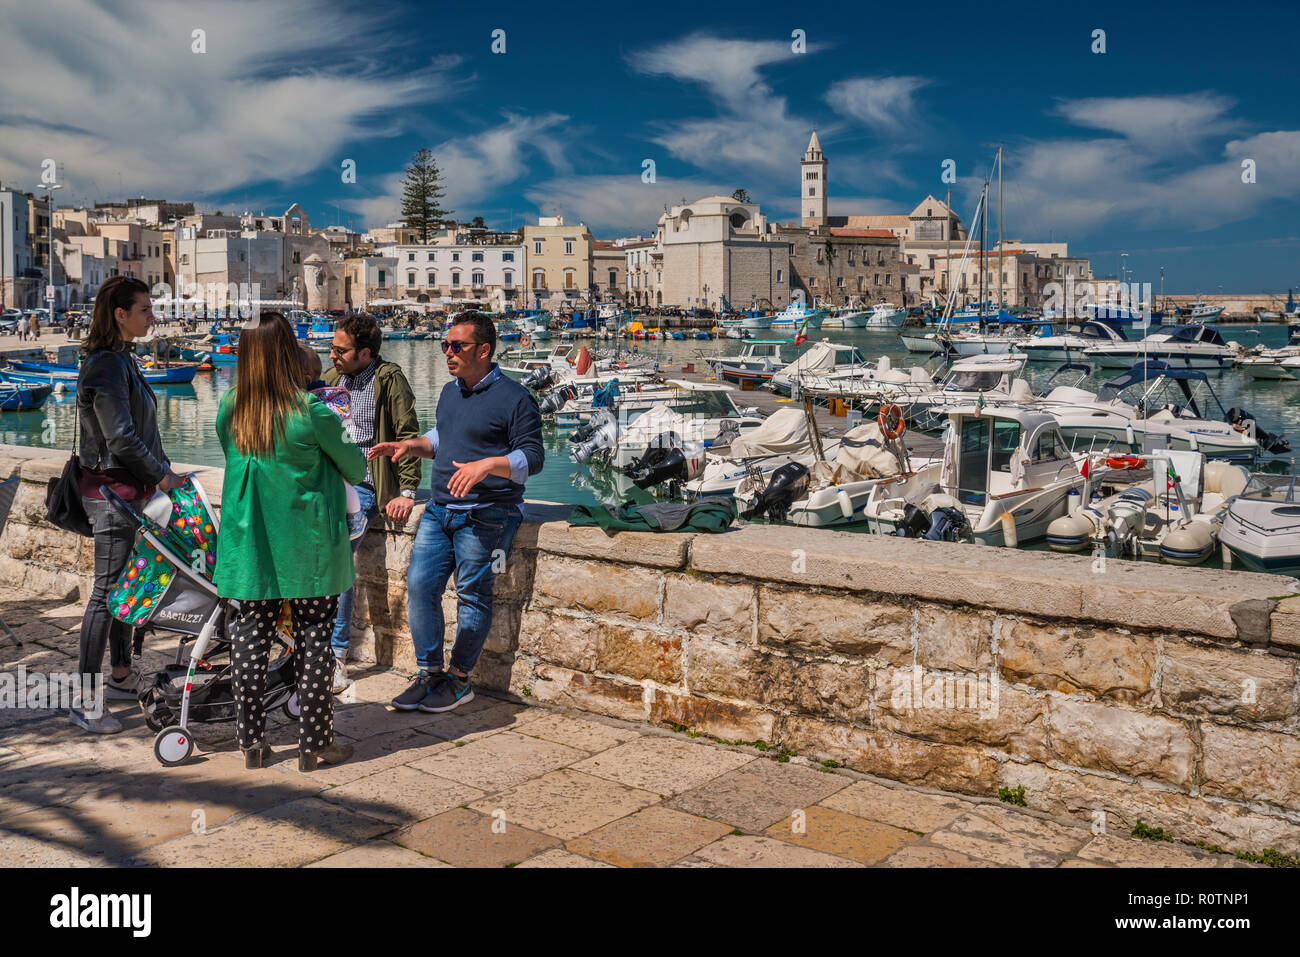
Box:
[1240,353,1300,381]
[1182,299,1225,321]
[770,341,869,395]
[685,407,836,500]
[860,406,1087,547]
[863,301,906,328]
[900,354,1029,431]
[1041,361,1287,461]
[721,310,774,333]
[1018,320,1131,363]
[768,300,826,331]
[1219,473,1300,574]
[708,339,790,386]
[1046,451,1248,566]
[1085,323,1236,370]
[605,400,766,472]
[500,344,575,379]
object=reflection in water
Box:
[5,327,1300,509]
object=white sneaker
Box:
[69,702,124,735]
[330,658,352,694]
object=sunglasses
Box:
[441,339,482,355]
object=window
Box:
[810,277,817,287]
[564,240,574,255]
[816,248,824,263]
[427,252,435,261]
[1034,430,1069,463]
[181,253,189,264]
[503,271,513,288]
[534,240,543,255]
[808,187,816,197]
[991,420,1022,473]
[408,252,415,261]
[885,275,891,285]
[472,252,483,262]
[407,272,416,287]
[502,252,514,262]
[564,268,575,290]
[927,208,932,217]
[377,269,386,286]
[837,277,844,288]
[532,269,545,289]
[451,271,461,288]
[451,252,460,262]
[609,270,618,287]
[292,251,300,264]
[164,242,170,255]
[874,273,880,284]
[427,271,437,287]
[472,271,484,286]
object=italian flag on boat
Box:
[794,315,809,346]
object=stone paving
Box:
[0,587,1253,868]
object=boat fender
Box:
[835,488,853,521]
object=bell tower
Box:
[801,131,827,227]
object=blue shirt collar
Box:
[459,363,501,394]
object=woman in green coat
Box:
[215,312,366,771]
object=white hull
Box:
[1085,347,1231,370]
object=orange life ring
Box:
[1106,455,1145,470]
[877,403,905,439]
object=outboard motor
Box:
[739,462,809,521]
[1226,407,1290,455]
[923,507,968,542]
[631,446,690,489]
[571,410,618,465]
[894,503,931,538]
[522,367,554,391]
[539,383,578,416]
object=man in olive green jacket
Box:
[323,315,422,689]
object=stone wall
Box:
[4,443,1300,854]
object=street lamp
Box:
[35,183,63,318]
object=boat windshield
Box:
[674,390,740,417]
[834,349,867,366]
[1241,473,1300,502]
[948,370,1003,391]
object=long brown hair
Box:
[84,276,150,354]
[228,311,307,456]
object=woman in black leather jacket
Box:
[73,276,181,734]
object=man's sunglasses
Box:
[441,339,482,355]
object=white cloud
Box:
[1053,93,1240,151]
[523,175,731,236]
[0,0,459,203]
[970,95,1300,239]
[627,34,811,175]
[825,76,930,136]
[345,113,572,229]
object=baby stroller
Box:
[102,477,301,766]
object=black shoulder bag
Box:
[45,376,94,538]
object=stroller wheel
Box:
[154,726,195,767]
[282,692,301,721]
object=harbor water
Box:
[4,324,1300,512]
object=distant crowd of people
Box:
[71,275,544,773]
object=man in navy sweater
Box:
[369,311,544,713]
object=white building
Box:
[377,243,525,308]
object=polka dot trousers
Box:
[230,595,340,754]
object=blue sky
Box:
[2,0,1298,292]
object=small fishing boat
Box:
[0,379,53,411]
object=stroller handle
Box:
[101,485,145,526]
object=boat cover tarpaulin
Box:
[727,408,810,457]
[809,421,905,484]
[567,499,736,533]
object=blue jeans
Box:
[407,503,523,675]
[330,483,379,658]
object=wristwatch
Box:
[399,490,416,499]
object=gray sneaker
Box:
[105,669,141,701]
[69,704,124,735]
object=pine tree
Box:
[399,149,453,243]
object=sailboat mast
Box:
[945,187,952,304]
[997,146,1003,309]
